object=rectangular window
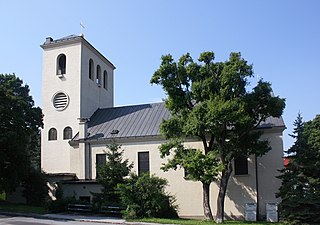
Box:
[138,152,149,175]
[96,154,106,178]
[79,196,90,203]
[234,155,248,175]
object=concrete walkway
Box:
[0,211,172,225]
[42,213,126,224]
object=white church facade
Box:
[41,35,285,219]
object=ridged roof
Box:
[41,34,116,69]
[87,102,170,140]
[72,102,285,142]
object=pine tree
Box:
[92,139,133,209]
[277,114,320,224]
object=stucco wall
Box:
[41,38,115,175]
[41,42,82,173]
[86,139,264,218]
[80,43,114,118]
[257,129,284,217]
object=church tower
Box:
[41,35,115,176]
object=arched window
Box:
[63,126,73,140]
[103,70,108,90]
[48,128,57,141]
[89,59,94,80]
[57,54,66,75]
[96,65,101,86]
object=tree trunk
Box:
[203,183,213,220]
[215,163,232,223]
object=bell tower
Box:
[40,35,115,175]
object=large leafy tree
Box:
[277,114,320,224]
[0,74,43,193]
[150,52,285,222]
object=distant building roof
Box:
[71,102,285,143]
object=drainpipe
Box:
[255,154,260,220]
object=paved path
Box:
[0,214,123,225]
[0,212,125,224]
[0,212,173,225]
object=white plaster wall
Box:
[41,43,82,173]
[258,129,284,216]
[41,38,115,176]
[88,139,260,218]
[80,44,114,118]
[62,183,102,201]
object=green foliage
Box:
[117,173,178,219]
[47,196,77,213]
[277,114,320,224]
[92,140,133,209]
[0,192,5,201]
[160,140,222,184]
[46,183,78,213]
[0,74,43,193]
[151,52,285,221]
[22,168,48,206]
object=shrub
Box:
[22,169,48,206]
[117,173,178,219]
[46,183,77,213]
[47,196,77,213]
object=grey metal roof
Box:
[86,102,170,140]
[72,102,285,142]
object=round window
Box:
[52,92,69,111]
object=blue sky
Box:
[0,0,319,150]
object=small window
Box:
[234,155,248,175]
[79,196,90,203]
[48,128,57,141]
[96,65,101,86]
[57,54,66,75]
[138,152,149,175]
[63,126,73,140]
[103,70,108,90]
[96,154,106,178]
[89,59,94,80]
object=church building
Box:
[41,35,285,219]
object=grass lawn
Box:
[0,193,5,201]
[0,202,48,214]
[0,202,283,225]
[131,218,284,225]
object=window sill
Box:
[234,174,250,177]
[57,74,64,78]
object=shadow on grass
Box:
[0,201,48,214]
[130,218,284,225]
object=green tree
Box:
[117,173,178,219]
[277,114,320,224]
[150,52,285,222]
[0,74,43,193]
[93,139,133,209]
[22,167,48,205]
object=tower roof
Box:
[40,34,116,69]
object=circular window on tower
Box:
[52,92,69,111]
